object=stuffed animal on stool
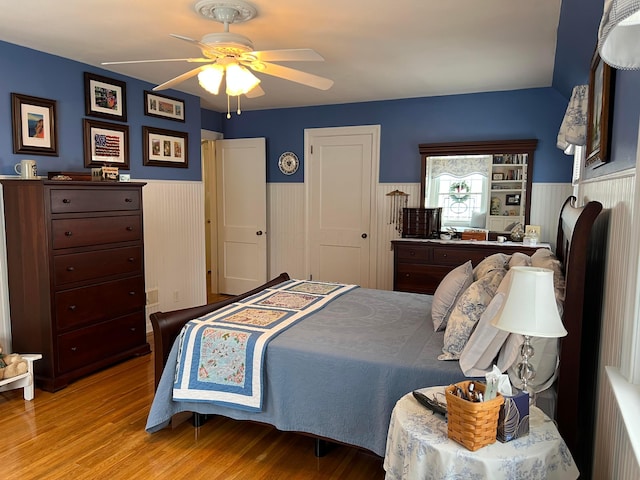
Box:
[0,346,28,380]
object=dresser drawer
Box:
[394,264,450,295]
[57,312,146,373]
[394,244,430,263]
[50,188,141,213]
[51,215,141,249]
[54,246,143,286]
[431,247,489,267]
[55,276,145,331]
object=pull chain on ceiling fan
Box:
[101,0,333,117]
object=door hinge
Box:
[310,145,313,154]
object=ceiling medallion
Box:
[195,0,257,24]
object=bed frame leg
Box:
[314,438,336,457]
[192,413,208,427]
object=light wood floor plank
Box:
[0,338,385,479]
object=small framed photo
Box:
[11,93,58,156]
[506,194,521,206]
[585,50,614,169]
[83,119,130,169]
[144,91,185,122]
[492,173,504,181]
[84,72,127,121]
[143,126,188,168]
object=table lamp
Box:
[491,266,567,404]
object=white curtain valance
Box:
[428,155,490,178]
[556,85,589,154]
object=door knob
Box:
[256,230,263,236]
[361,233,368,239]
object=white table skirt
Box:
[384,386,579,480]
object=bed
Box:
[146,196,603,474]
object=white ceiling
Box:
[0,0,562,112]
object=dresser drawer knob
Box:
[443,253,447,257]
[128,257,135,262]
[70,346,77,352]
[129,291,136,296]
[68,305,77,311]
[130,327,137,332]
[409,251,415,256]
[125,198,133,203]
[62,198,71,204]
[66,266,75,272]
[65,231,73,237]
[126,226,134,231]
[405,273,410,278]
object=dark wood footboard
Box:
[150,273,291,388]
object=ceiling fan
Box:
[102,0,333,106]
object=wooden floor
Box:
[0,337,385,479]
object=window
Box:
[431,174,487,226]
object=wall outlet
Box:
[146,289,158,305]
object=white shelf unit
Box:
[487,153,528,232]
[0,353,42,400]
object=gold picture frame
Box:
[585,50,614,169]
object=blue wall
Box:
[0,41,202,181]
[205,87,571,184]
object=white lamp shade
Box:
[198,64,225,95]
[491,266,568,338]
[225,63,260,96]
[598,0,640,70]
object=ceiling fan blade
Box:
[169,33,213,52]
[244,48,325,63]
[153,65,208,91]
[102,58,212,65]
[245,85,265,98]
[247,61,333,90]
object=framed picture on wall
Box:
[142,126,188,168]
[144,91,185,122]
[585,50,614,169]
[11,93,58,156]
[83,119,130,168]
[84,72,127,122]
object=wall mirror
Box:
[419,139,537,232]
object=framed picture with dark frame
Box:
[84,72,127,122]
[11,93,58,156]
[144,91,185,122]
[585,50,614,169]
[506,194,521,206]
[83,118,130,169]
[142,126,188,168]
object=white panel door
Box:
[306,126,379,287]
[215,138,267,295]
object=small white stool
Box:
[0,353,42,400]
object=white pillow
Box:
[439,268,506,361]
[473,253,510,280]
[431,261,473,331]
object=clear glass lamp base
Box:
[517,335,537,405]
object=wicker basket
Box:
[445,381,504,451]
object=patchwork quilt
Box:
[172,280,357,411]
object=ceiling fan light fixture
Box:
[198,64,225,94]
[225,62,260,96]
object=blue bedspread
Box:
[146,287,466,456]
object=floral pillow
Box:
[431,261,473,331]
[439,268,506,361]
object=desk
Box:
[384,387,579,480]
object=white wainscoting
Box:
[580,171,640,478]
[142,180,207,332]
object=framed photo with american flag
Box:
[83,118,129,169]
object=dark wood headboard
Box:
[554,196,604,477]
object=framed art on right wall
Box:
[585,49,615,169]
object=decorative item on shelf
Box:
[91,166,119,181]
[47,171,93,181]
[449,181,470,202]
[490,197,501,215]
[524,225,541,246]
[491,267,568,405]
[386,189,409,233]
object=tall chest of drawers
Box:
[392,239,548,295]
[1,179,150,391]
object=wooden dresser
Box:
[0,179,150,391]
[392,239,548,295]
